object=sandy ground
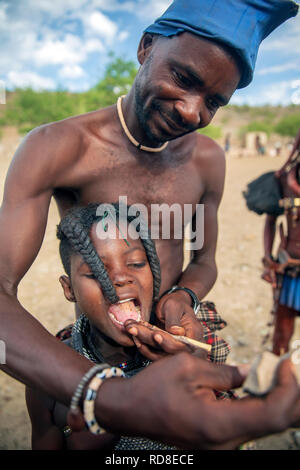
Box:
[0,129,299,450]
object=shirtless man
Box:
[0,0,299,449]
[263,127,300,355]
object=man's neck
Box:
[121,91,164,149]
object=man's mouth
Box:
[108,298,141,328]
[157,109,191,136]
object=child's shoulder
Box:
[56,324,73,343]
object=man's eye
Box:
[174,71,191,87]
[207,98,219,111]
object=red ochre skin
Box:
[263,134,300,355]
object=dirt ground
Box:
[0,129,299,450]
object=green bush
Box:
[4,89,79,127]
[239,121,273,137]
[274,114,300,137]
[2,56,138,133]
[197,125,222,139]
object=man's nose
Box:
[174,98,202,129]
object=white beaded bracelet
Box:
[83,366,124,435]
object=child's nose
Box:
[111,269,134,287]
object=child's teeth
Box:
[109,311,141,325]
[109,313,124,325]
[118,298,134,304]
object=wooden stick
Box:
[169,333,212,353]
[137,321,212,353]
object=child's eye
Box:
[85,273,96,279]
[128,261,146,268]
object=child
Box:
[26,203,231,450]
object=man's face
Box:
[135,32,241,143]
[61,220,154,347]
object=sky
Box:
[0,0,299,106]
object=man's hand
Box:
[124,319,207,361]
[97,354,300,449]
[265,359,300,430]
[156,290,204,338]
[96,353,247,448]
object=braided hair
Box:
[57,202,161,304]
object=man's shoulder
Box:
[26,106,113,149]
[26,112,88,146]
[21,107,113,168]
[189,132,226,194]
[193,132,225,163]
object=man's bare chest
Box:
[55,153,204,214]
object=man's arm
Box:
[97,353,300,449]
[156,137,225,333]
[0,123,94,398]
[180,136,225,297]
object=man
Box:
[0,0,299,449]
[262,127,300,355]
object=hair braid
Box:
[58,213,118,304]
[57,203,161,304]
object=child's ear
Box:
[59,275,76,302]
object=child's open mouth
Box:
[108,298,141,329]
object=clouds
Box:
[232,79,300,106]
[7,71,56,91]
[59,65,86,79]
[257,62,300,76]
[0,0,133,91]
[0,0,299,105]
[83,11,118,40]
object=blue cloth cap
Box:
[144,0,299,88]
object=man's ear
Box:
[59,275,76,302]
[137,33,155,64]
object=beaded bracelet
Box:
[67,363,111,432]
[83,366,124,435]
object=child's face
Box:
[60,220,154,347]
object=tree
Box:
[84,55,138,110]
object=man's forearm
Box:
[0,291,160,442]
[0,292,92,404]
[177,259,217,300]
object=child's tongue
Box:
[108,300,140,325]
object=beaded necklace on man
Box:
[117,95,169,153]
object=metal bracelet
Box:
[160,285,200,314]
